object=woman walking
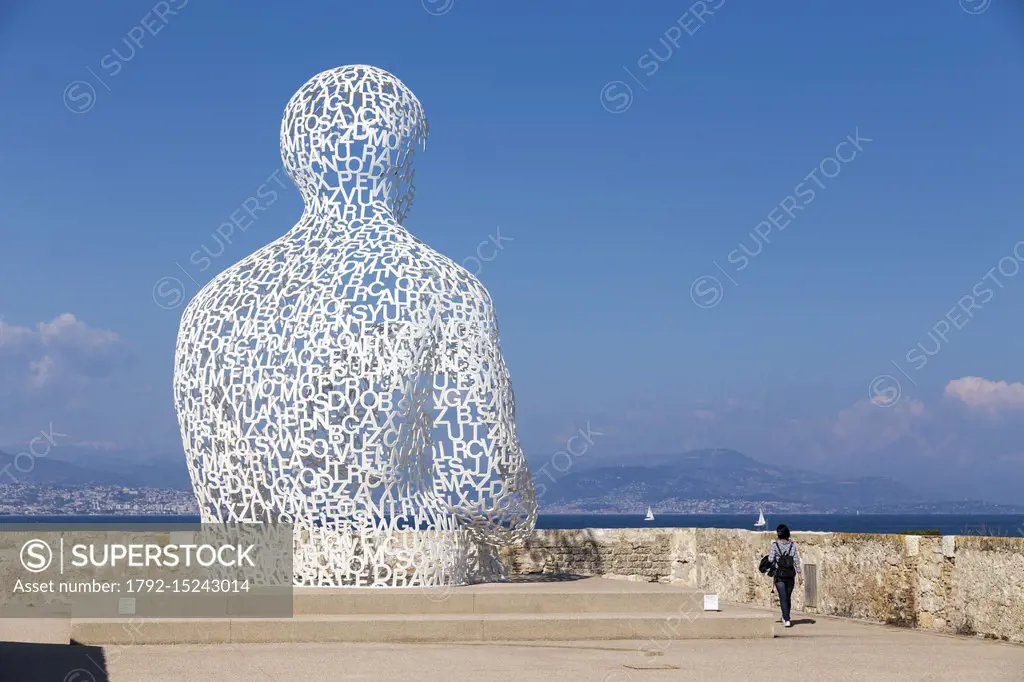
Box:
[768,523,801,627]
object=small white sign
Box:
[118,597,136,615]
[703,594,719,611]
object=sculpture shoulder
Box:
[175,226,497,359]
[182,240,292,319]
[357,226,496,318]
[421,249,495,317]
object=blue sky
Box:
[1,0,1023,501]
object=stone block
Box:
[920,560,941,580]
[905,535,919,557]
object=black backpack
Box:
[774,541,796,579]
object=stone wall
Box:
[505,528,687,583]
[507,527,1024,643]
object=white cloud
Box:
[944,376,1024,411]
[0,313,129,397]
[0,314,141,448]
[27,355,58,389]
[831,397,926,451]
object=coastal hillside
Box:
[3,445,1017,515]
[0,450,192,490]
[538,448,929,513]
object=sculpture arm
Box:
[433,300,537,544]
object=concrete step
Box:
[69,611,775,644]
[291,585,707,615]
[54,579,710,618]
[53,579,776,644]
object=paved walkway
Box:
[6,609,1020,681]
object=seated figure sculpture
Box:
[173,65,537,587]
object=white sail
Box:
[755,509,766,527]
[644,506,655,521]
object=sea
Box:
[1,513,1022,537]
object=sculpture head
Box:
[280,65,427,222]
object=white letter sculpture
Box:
[173,65,536,587]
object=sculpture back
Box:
[173,65,536,587]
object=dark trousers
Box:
[774,577,795,621]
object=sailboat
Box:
[644,506,655,521]
[754,509,766,528]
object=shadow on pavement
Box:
[0,640,108,682]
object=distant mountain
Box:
[0,450,192,490]
[866,500,1024,515]
[0,450,129,486]
[540,448,925,513]
[120,459,192,490]
[4,444,1017,514]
